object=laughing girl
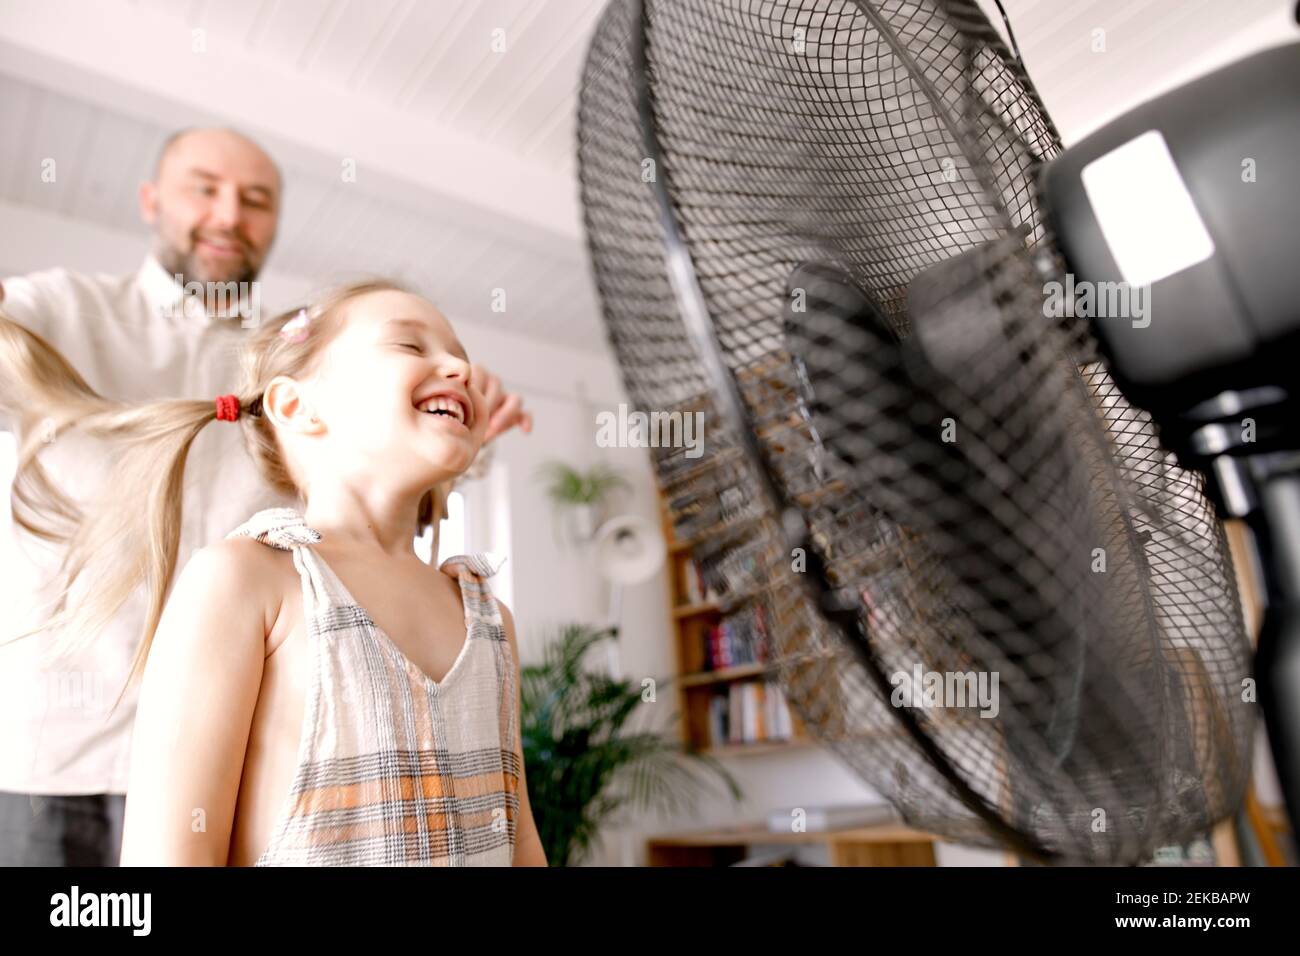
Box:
[1,280,547,866]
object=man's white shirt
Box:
[0,257,295,794]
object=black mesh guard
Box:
[577,0,1254,863]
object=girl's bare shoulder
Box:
[173,536,299,647]
[191,534,295,583]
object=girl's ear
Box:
[263,375,323,434]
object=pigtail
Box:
[0,311,252,707]
[0,276,427,710]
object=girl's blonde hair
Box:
[0,278,452,702]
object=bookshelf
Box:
[657,488,813,756]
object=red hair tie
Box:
[214,394,241,422]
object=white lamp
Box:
[591,513,666,675]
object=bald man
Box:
[0,127,529,866]
[143,127,282,293]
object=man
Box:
[0,127,530,865]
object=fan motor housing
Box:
[1041,41,1300,459]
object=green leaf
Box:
[520,619,744,865]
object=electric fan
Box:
[576,0,1270,863]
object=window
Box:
[414,489,466,566]
[413,464,514,611]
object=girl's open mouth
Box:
[421,411,469,433]
[415,394,470,431]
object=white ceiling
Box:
[0,0,612,353]
[992,0,1297,144]
[0,66,605,346]
[135,0,607,176]
[0,0,1293,357]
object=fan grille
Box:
[577,0,1253,862]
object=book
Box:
[714,678,795,747]
[703,601,771,670]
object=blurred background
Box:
[0,0,1293,865]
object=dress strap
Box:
[227,507,322,551]
[227,507,340,618]
[437,553,507,579]
[438,553,507,630]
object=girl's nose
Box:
[441,355,472,381]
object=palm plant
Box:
[520,621,742,866]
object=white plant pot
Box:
[568,503,600,542]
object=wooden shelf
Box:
[698,738,813,758]
[672,600,721,619]
[679,662,773,687]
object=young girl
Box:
[1,280,547,866]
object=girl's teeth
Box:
[420,397,464,423]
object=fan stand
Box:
[603,580,624,677]
[1207,434,1300,849]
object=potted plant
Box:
[536,460,630,543]
[521,621,742,866]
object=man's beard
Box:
[153,228,262,320]
[154,231,259,289]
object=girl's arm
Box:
[119,539,276,866]
[499,600,548,867]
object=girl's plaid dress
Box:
[228,508,519,866]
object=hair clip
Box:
[279,308,311,343]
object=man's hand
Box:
[472,362,533,445]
